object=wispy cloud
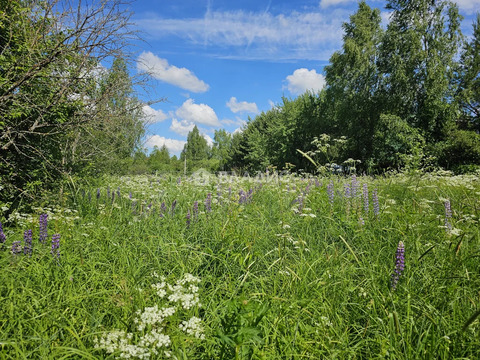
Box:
[175,99,220,127]
[226,97,259,114]
[319,0,356,9]
[137,51,209,92]
[145,135,186,153]
[453,0,480,14]
[136,9,348,60]
[285,68,325,95]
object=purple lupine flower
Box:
[186,210,191,228]
[177,177,181,185]
[239,190,246,204]
[193,201,199,219]
[444,200,452,231]
[205,193,212,212]
[247,189,254,202]
[363,183,369,214]
[358,215,365,226]
[315,178,320,187]
[129,191,133,199]
[160,202,167,217]
[23,229,33,255]
[51,234,60,259]
[111,191,115,202]
[297,195,304,213]
[0,222,6,249]
[38,214,48,244]
[344,183,351,199]
[372,188,379,217]
[96,188,101,199]
[12,240,22,255]
[391,241,405,290]
[327,181,334,206]
[171,200,177,215]
[351,175,358,199]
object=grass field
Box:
[1,171,480,359]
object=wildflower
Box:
[179,316,205,339]
[0,222,6,249]
[186,210,191,228]
[444,200,452,232]
[171,200,177,216]
[39,213,48,244]
[327,181,334,206]
[117,187,121,197]
[205,193,212,212]
[51,234,60,259]
[12,240,21,255]
[372,188,379,217]
[107,186,110,198]
[239,190,246,204]
[363,183,369,214]
[351,174,358,198]
[193,201,199,219]
[391,241,405,290]
[96,188,101,199]
[23,229,33,255]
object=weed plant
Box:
[1,171,479,359]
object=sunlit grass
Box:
[1,171,479,359]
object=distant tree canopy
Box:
[226,0,480,174]
[0,0,145,206]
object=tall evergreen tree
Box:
[181,126,209,168]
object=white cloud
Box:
[137,51,209,93]
[175,99,220,126]
[285,68,326,95]
[142,105,168,124]
[221,117,247,127]
[203,134,214,147]
[170,118,195,136]
[226,97,259,114]
[145,135,186,153]
[137,10,348,61]
[453,0,480,14]
[380,11,392,27]
[319,0,355,9]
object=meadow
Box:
[1,170,480,359]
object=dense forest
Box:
[1,0,480,207]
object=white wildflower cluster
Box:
[179,317,205,339]
[134,305,176,331]
[167,274,202,310]
[95,273,204,359]
[275,226,309,252]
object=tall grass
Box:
[1,171,479,359]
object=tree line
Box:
[139,0,479,176]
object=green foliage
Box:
[0,0,144,206]
[457,14,480,131]
[1,173,480,358]
[372,114,425,170]
[437,129,480,170]
[379,0,462,141]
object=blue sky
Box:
[124,0,480,156]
